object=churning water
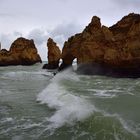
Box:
[0,64,140,140]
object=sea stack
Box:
[0,37,42,66]
[42,38,61,69]
[59,13,140,77]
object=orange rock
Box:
[59,13,140,77]
[42,38,61,69]
[0,37,42,66]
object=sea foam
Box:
[37,69,139,137]
[37,69,96,129]
[2,71,52,81]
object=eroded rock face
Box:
[42,38,61,69]
[59,13,140,77]
[0,37,42,66]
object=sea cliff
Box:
[58,13,140,77]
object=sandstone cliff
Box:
[59,13,140,77]
[0,37,42,66]
[43,38,61,69]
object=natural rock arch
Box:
[59,13,140,77]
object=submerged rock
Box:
[59,13,140,77]
[43,38,61,69]
[0,37,42,66]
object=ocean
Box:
[0,63,140,140]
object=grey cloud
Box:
[0,12,14,18]
[50,22,83,38]
[111,0,140,7]
[27,29,48,46]
[0,0,140,32]
[14,31,22,37]
[0,0,7,4]
[0,32,21,50]
[26,22,83,48]
[27,29,49,61]
[48,22,83,47]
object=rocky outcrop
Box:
[0,37,42,66]
[59,13,140,77]
[43,38,61,69]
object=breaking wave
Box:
[37,69,139,138]
[37,69,97,129]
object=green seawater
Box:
[0,64,140,140]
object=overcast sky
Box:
[0,0,140,60]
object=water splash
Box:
[37,69,96,129]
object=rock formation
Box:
[0,37,42,66]
[42,38,61,69]
[59,13,140,77]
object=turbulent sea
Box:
[0,63,140,140]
